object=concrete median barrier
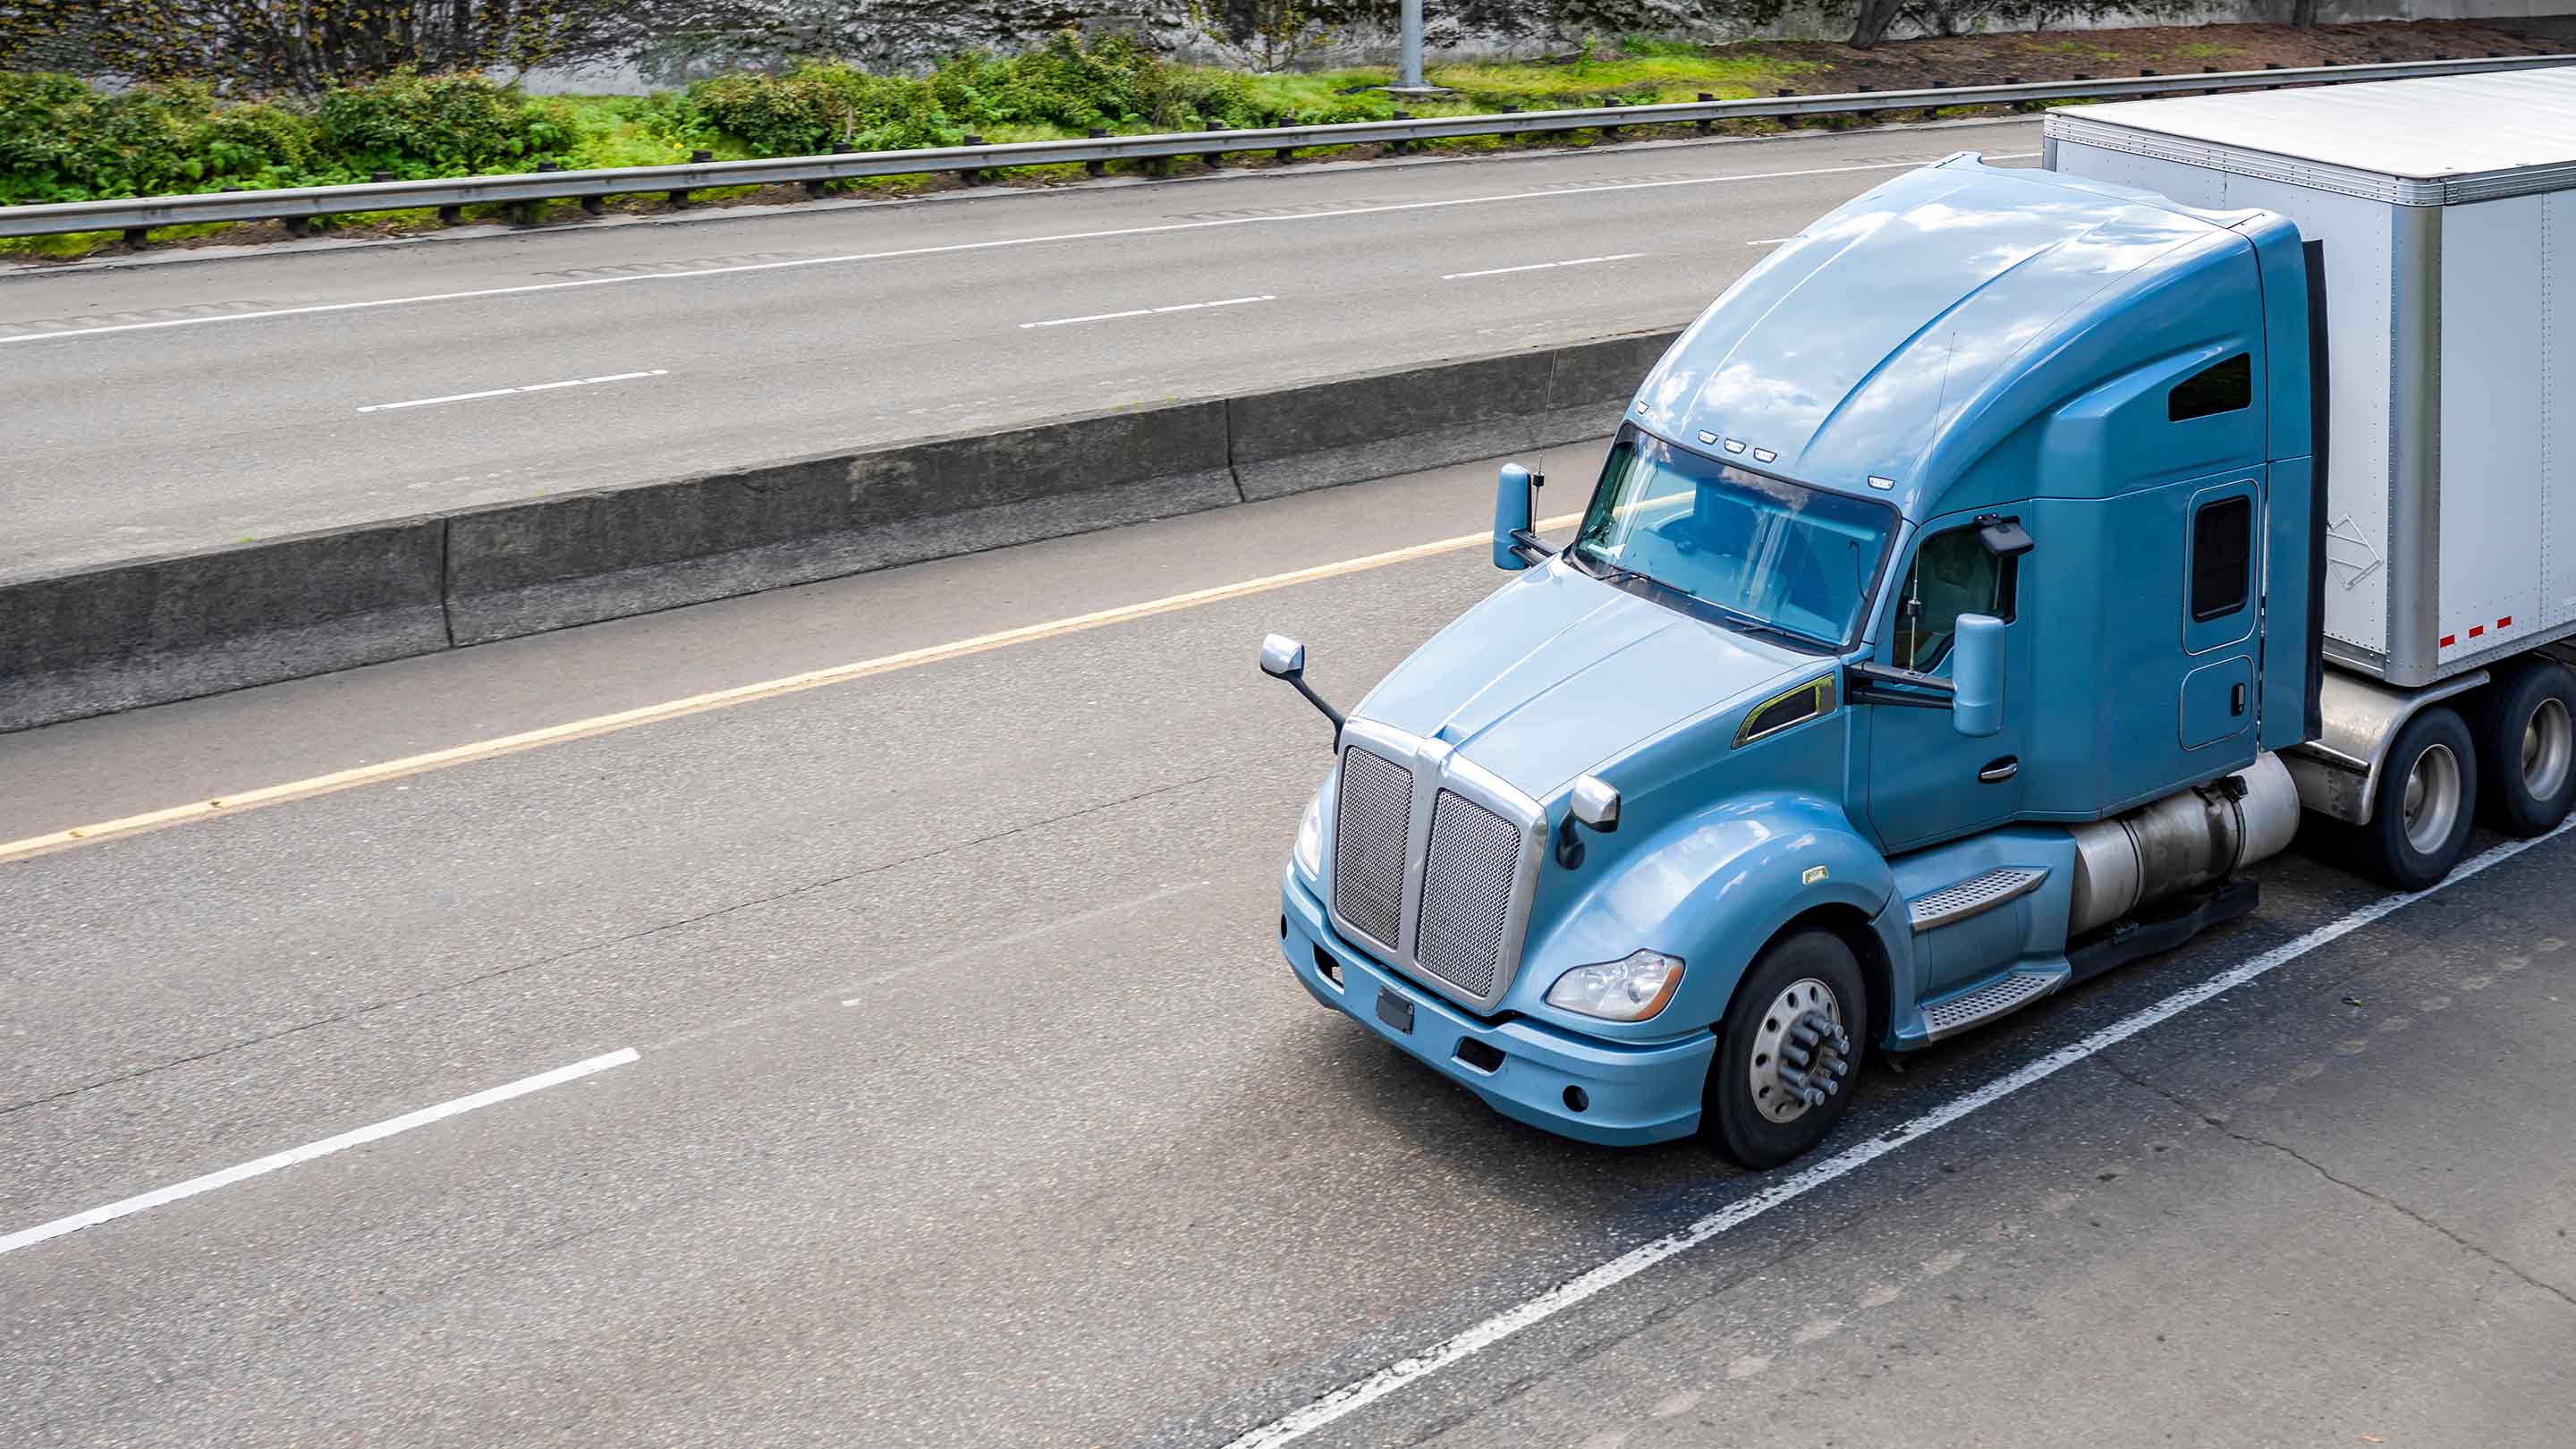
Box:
[443,401,1237,644]
[1230,330,1680,502]
[4,326,1679,731]
[0,521,448,734]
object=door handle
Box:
[1978,757,2020,784]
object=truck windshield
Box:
[1572,427,1895,650]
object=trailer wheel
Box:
[2470,659,2576,837]
[2349,704,2479,891]
[1703,928,1866,1170]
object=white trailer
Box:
[2045,68,2576,876]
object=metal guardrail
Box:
[3,54,2570,242]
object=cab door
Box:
[1860,512,2028,854]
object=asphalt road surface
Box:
[5,442,2572,1448]
[0,119,2038,580]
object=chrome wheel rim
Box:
[2400,741,2463,856]
[2522,698,2572,802]
[1749,977,1848,1124]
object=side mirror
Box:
[1258,632,1343,744]
[1555,774,1621,867]
[1493,463,1542,571]
[1259,633,1307,680]
[1570,775,1621,832]
[1951,614,2004,738]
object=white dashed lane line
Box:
[1441,252,1648,281]
[1018,294,1276,329]
[356,369,669,413]
[0,1048,641,1258]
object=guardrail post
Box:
[959,137,985,185]
[280,215,312,237]
[437,204,463,226]
[1203,121,1225,168]
[1499,104,1522,141]
[513,161,560,225]
[2003,76,2026,114]
[1923,80,1949,121]
[804,143,852,198]
[671,150,712,209]
[1695,95,1715,135]
[123,226,148,250]
[1850,83,1874,125]
[1391,111,1411,155]
[1086,129,1107,177]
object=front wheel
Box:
[1703,928,1867,1170]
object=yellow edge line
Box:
[1,513,1585,865]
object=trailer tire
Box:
[2346,704,2479,891]
[1703,928,1867,1171]
[2470,658,2576,837]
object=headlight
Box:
[1292,786,1326,881]
[1545,949,1684,1021]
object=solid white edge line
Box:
[0,154,2039,347]
[0,1046,640,1258]
[1745,237,1793,246]
[1218,815,2576,1448]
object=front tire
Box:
[1703,928,1867,1170]
[2346,704,2478,891]
[2470,659,2576,837]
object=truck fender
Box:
[1521,793,1894,1038]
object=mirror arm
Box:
[1845,660,1956,709]
[1284,675,1345,746]
[1509,529,1555,566]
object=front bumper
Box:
[1280,872,1711,1147]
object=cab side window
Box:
[1893,526,2014,671]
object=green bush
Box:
[0,72,322,202]
[316,70,559,175]
[684,33,1298,158]
[689,64,956,155]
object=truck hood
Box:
[1352,562,1809,800]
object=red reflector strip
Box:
[2498,615,2513,629]
[2441,634,2457,648]
[2470,625,2487,639]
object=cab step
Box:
[1920,969,2063,1041]
[1906,866,2049,933]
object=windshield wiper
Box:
[1574,545,1827,651]
[1571,543,1648,588]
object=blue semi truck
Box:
[1263,71,2576,1167]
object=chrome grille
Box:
[1413,790,1520,1001]
[1333,748,1413,949]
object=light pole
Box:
[1399,0,1425,89]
